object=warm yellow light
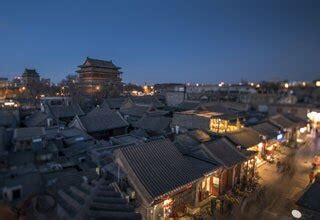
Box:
[256,84,260,88]
[316,81,320,87]
[299,127,307,133]
[96,86,100,90]
[307,111,320,122]
[21,86,26,91]
[258,142,264,151]
[163,198,173,207]
[284,83,289,89]
[131,90,138,96]
[302,82,306,87]
[266,145,274,151]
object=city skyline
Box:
[1,0,320,84]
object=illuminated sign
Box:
[277,134,283,140]
[32,138,42,143]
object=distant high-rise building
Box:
[22,69,40,85]
[76,57,123,97]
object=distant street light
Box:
[284,83,289,89]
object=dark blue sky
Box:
[0,0,319,84]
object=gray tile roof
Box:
[145,109,169,117]
[103,97,127,109]
[133,116,171,133]
[129,129,150,138]
[226,128,261,149]
[60,127,90,138]
[80,57,121,70]
[177,101,200,111]
[174,133,200,149]
[283,113,307,125]
[0,110,19,128]
[184,155,219,174]
[250,122,280,140]
[116,139,203,204]
[187,129,211,143]
[110,134,145,145]
[200,138,248,168]
[269,114,297,129]
[78,112,128,133]
[13,127,46,140]
[49,104,84,119]
[86,105,113,117]
[199,103,239,114]
[24,111,49,127]
[120,104,151,118]
[130,96,165,108]
[54,178,141,220]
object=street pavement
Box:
[216,135,320,220]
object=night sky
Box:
[0,0,320,84]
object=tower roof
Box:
[79,57,121,69]
[22,68,40,77]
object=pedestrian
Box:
[309,171,315,184]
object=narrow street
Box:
[217,135,320,220]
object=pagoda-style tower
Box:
[76,57,123,97]
[22,69,40,85]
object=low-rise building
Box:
[13,127,46,151]
[250,121,282,161]
[121,96,165,109]
[69,112,128,140]
[115,139,205,219]
[45,104,84,123]
[172,106,244,134]
[133,115,172,136]
[225,128,263,166]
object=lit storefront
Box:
[210,117,242,133]
[307,111,320,129]
[296,126,308,143]
[197,175,220,204]
[251,121,287,163]
[152,184,195,219]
